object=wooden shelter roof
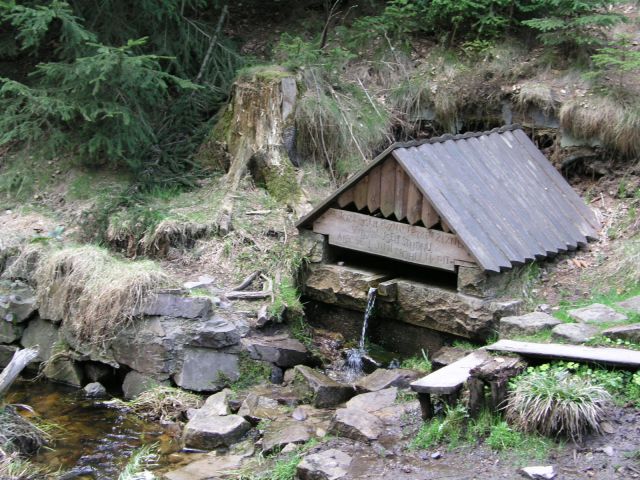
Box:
[296,125,600,273]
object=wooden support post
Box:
[467,377,486,418]
[418,393,433,420]
[489,378,510,411]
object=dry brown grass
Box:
[127,386,203,422]
[560,94,640,157]
[34,246,173,347]
[515,82,558,114]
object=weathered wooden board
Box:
[410,351,490,394]
[422,201,439,228]
[394,164,407,221]
[354,175,368,211]
[380,158,396,217]
[406,181,422,225]
[367,165,381,212]
[486,340,640,368]
[337,188,354,208]
[313,208,475,271]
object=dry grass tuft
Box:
[0,406,50,455]
[599,235,640,291]
[506,369,610,442]
[143,219,213,256]
[0,450,49,480]
[515,82,557,114]
[34,246,173,347]
[560,94,640,157]
[128,386,203,422]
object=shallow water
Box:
[6,379,182,479]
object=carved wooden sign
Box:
[313,208,476,271]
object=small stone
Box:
[292,365,355,408]
[296,449,351,480]
[262,421,312,454]
[183,414,251,450]
[280,443,298,454]
[241,334,310,368]
[201,390,232,416]
[500,312,561,337]
[402,466,412,473]
[551,323,599,344]
[431,451,442,459]
[238,393,282,423]
[568,304,627,324]
[616,296,640,313]
[602,323,640,343]
[601,445,614,457]
[83,382,107,398]
[519,465,556,479]
[600,422,615,434]
[355,368,420,392]
[292,406,308,421]
[345,388,397,413]
[328,408,383,442]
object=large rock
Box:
[188,315,242,349]
[238,393,282,423]
[551,323,599,344]
[500,312,561,337]
[0,289,36,323]
[617,296,640,314]
[262,420,312,454]
[568,304,627,324]
[431,347,469,369]
[43,357,84,387]
[122,371,167,400]
[602,323,640,343]
[201,390,232,416]
[346,388,397,413]
[305,265,521,339]
[173,348,240,392]
[0,344,18,368]
[183,414,250,450]
[163,452,248,480]
[328,408,383,442]
[0,320,24,343]
[355,368,419,392]
[297,449,352,480]
[20,317,60,362]
[242,334,310,367]
[292,365,355,408]
[140,293,212,319]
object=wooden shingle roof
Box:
[296,126,600,272]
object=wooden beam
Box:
[380,158,396,218]
[410,351,490,394]
[353,174,369,211]
[313,209,475,271]
[486,340,640,368]
[337,188,354,208]
[421,200,439,228]
[406,181,422,225]
[394,165,407,221]
[0,348,38,399]
[367,165,381,213]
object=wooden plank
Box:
[367,165,381,213]
[410,351,490,394]
[486,340,640,368]
[406,180,422,225]
[313,208,475,271]
[441,218,451,233]
[421,199,439,228]
[353,174,369,211]
[394,164,408,221]
[380,158,396,218]
[337,188,354,208]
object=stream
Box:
[6,379,183,479]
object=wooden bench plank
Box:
[410,351,490,394]
[486,340,640,368]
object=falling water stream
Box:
[344,287,377,381]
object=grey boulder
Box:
[500,312,560,337]
[346,388,397,413]
[551,323,599,344]
[183,413,250,450]
[328,408,383,442]
[568,304,627,324]
[173,348,239,392]
[602,323,640,343]
[292,365,355,408]
[84,382,107,398]
[262,420,312,454]
[297,449,352,480]
[242,334,310,367]
[355,368,419,392]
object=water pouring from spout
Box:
[344,287,377,381]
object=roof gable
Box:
[297,126,599,272]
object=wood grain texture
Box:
[353,174,369,211]
[406,181,422,225]
[394,164,408,221]
[380,158,396,217]
[410,351,490,394]
[421,200,439,228]
[367,165,381,213]
[313,208,475,271]
[337,188,354,208]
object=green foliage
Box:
[590,34,640,88]
[507,363,611,441]
[411,403,468,450]
[521,0,626,52]
[399,349,432,373]
[231,353,272,392]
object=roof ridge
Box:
[388,124,522,151]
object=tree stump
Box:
[467,355,526,417]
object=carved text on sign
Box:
[313,209,475,271]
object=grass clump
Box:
[118,443,159,480]
[231,354,272,392]
[506,364,611,442]
[127,386,202,423]
[411,403,468,450]
[34,245,172,347]
[400,349,432,373]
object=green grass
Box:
[118,443,158,480]
[400,349,432,373]
[411,403,468,450]
[553,287,640,325]
[231,354,272,392]
[511,329,554,343]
